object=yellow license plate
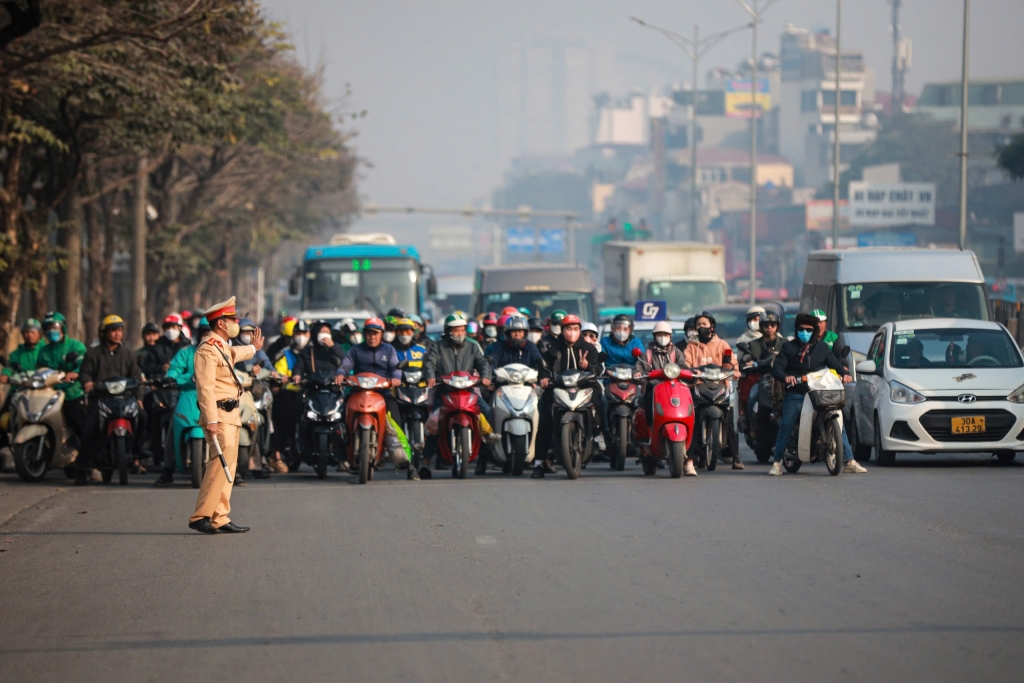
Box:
[951,416,986,434]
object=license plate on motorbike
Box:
[951,416,985,434]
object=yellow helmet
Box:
[280,317,298,337]
[100,314,125,332]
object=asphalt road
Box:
[1,449,1023,682]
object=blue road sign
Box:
[635,300,668,321]
[507,227,535,253]
[538,229,565,254]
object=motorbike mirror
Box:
[723,348,732,357]
[839,345,851,358]
[736,342,750,354]
[631,348,643,358]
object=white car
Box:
[849,318,1024,466]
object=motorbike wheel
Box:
[190,439,205,489]
[358,429,371,485]
[13,435,50,482]
[116,437,129,486]
[236,445,249,482]
[614,416,629,471]
[668,441,685,478]
[783,453,802,474]
[705,419,719,472]
[825,418,843,476]
[560,422,581,479]
[315,433,328,480]
[64,465,77,480]
[642,457,658,476]
[101,468,113,484]
[455,426,470,479]
[510,434,528,476]
[754,412,774,463]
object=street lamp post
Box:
[958,0,970,250]
[735,0,782,304]
[630,17,750,242]
[832,0,843,249]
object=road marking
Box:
[475,535,497,547]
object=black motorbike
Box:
[551,369,597,479]
[92,377,143,485]
[298,370,346,479]
[394,363,431,472]
[604,363,641,471]
[144,376,178,468]
[738,346,780,464]
[690,364,734,471]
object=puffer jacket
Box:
[683,335,738,378]
[602,335,645,367]
[424,336,492,382]
[637,340,685,372]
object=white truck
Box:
[603,241,727,319]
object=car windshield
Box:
[890,328,1022,369]
[482,291,592,321]
[303,258,418,314]
[707,310,748,341]
[840,282,988,332]
[647,280,726,318]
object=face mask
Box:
[696,327,713,344]
[528,331,542,344]
[483,325,497,338]
[748,320,760,332]
[165,328,181,342]
[613,330,629,342]
[317,332,332,345]
[655,334,671,347]
[46,330,61,343]
[225,321,240,338]
[383,331,395,343]
[294,334,310,349]
[550,325,561,337]
[449,331,466,345]
[397,334,413,346]
[239,333,252,345]
[686,330,698,342]
[797,330,813,344]
[349,333,363,345]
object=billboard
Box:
[725,79,771,119]
[849,182,936,227]
[805,199,849,231]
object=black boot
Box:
[154,470,174,487]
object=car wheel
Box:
[874,414,896,467]
[995,451,1016,465]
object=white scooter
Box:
[780,368,846,476]
[490,363,540,476]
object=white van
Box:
[800,248,990,357]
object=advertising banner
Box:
[725,79,771,119]
[849,182,935,227]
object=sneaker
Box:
[407,467,420,481]
[843,460,867,474]
[768,461,784,476]
[541,459,557,474]
[269,458,289,474]
[684,460,697,477]
[531,466,545,479]
[418,466,432,480]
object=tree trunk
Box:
[84,157,104,338]
[58,176,84,340]
[128,154,148,349]
[0,141,26,352]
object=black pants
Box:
[534,390,556,463]
[272,390,303,452]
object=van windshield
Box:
[647,280,726,317]
[482,291,592,320]
[840,282,988,332]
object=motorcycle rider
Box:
[421,314,493,479]
[635,321,696,476]
[392,318,428,368]
[768,313,867,476]
[333,318,360,352]
[736,305,765,345]
[485,316,544,373]
[155,316,211,486]
[408,314,433,351]
[269,320,309,470]
[140,314,190,463]
[479,312,500,347]
[234,319,273,374]
[292,321,345,379]
[140,322,160,351]
[1,318,43,384]
[683,311,741,469]
[676,316,697,355]
[601,314,644,448]
[335,317,402,420]
[811,309,840,349]
[36,312,88,455]
[77,315,144,485]
[533,314,602,478]
[527,318,545,347]
[742,310,785,421]
[266,315,297,362]
[538,310,567,355]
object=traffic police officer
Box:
[188,297,264,535]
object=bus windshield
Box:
[840,282,988,332]
[303,257,418,314]
[647,280,726,317]
[481,291,592,321]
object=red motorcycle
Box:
[436,371,483,479]
[632,356,696,479]
[344,372,390,484]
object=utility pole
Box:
[734,0,781,304]
[832,0,843,250]
[130,154,148,349]
[890,0,903,116]
[958,0,970,250]
[631,17,750,242]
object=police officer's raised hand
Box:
[0,375,8,384]
[250,327,264,350]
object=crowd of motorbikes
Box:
[0,307,852,487]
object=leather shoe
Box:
[188,518,219,534]
[218,522,249,533]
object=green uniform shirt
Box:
[36,336,88,401]
[2,343,43,377]
[822,330,840,348]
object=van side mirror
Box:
[855,360,876,375]
[421,264,438,297]
[287,268,301,297]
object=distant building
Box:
[914,80,1024,134]
[777,25,878,190]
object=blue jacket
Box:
[394,343,428,368]
[338,342,402,382]
[602,335,645,367]
[486,340,544,372]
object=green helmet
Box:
[43,311,66,329]
[444,313,468,329]
[548,310,568,325]
[810,309,827,322]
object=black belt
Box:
[216,399,239,412]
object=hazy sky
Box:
[261,0,1024,210]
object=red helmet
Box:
[363,317,385,332]
[482,312,499,325]
[162,313,183,327]
[560,313,582,327]
[497,314,511,328]
[501,306,519,317]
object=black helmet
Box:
[386,308,405,319]
[684,316,696,331]
[760,310,780,325]
[293,320,310,334]
[142,322,160,336]
[527,317,544,331]
[504,316,528,346]
[611,313,634,330]
[695,310,716,328]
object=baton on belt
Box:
[207,432,234,484]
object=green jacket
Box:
[822,330,840,348]
[2,343,43,377]
[36,336,88,401]
[166,344,197,391]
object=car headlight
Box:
[306,410,319,421]
[889,381,926,405]
[1008,384,1024,404]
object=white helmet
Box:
[746,305,765,319]
[581,322,599,335]
[653,321,673,335]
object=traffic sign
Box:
[635,300,667,321]
[507,227,535,253]
[538,229,565,254]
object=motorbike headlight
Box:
[358,376,380,390]
[404,370,422,384]
[326,410,342,421]
[611,367,632,381]
[663,363,681,380]
[104,379,128,395]
[414,392,429,404]
[1008,384,1024,404]
[561,374,579,388]
[125,401,138,416]
[889,381,926,405]
[306,410,319,421]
